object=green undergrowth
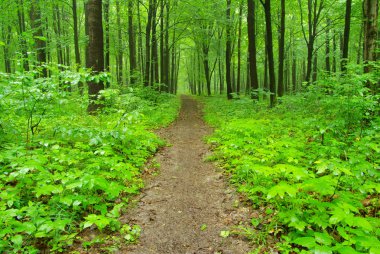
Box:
[0,69,179,253]
[203,78,380,253]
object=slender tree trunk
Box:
[357,24,363,64]
[247,0,259,97]
[164,0,170,90]
[226,0,233,100]
[18,0,29,71]
[151,0,159,85]
[73,0,81,67]
[116,0,123,84]
[341,0,352,72]
[145,0,153,86]
[128,0,137,84]
[86,0,105,114]
[363,0,378,75]
[30,0,47,77]
[237,2,243,95]
[53,4,64,66]
[137,1,145,76]
[261,0,276,106]
[325,18,331,73]
[2,25,12,73]
[312,50,318,82]
[160,0,165,89]
[104,0,110,72]
[332,29,337,73]
[278,0,285,97]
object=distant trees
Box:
[0,0,378,108]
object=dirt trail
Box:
[122,96,251,254]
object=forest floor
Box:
[120,96,252,254]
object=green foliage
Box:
[0,69,179,252]
[203,75,380,253]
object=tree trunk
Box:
[151,0,159,85]
[73,0,81,67]
[247,0,259,97]
[116,0,123,84]
[2,25,12,73]
[128,0,137,84]
[144,0,153,86]
[363,0,378,76]
[357,24,363,64]
[86,0,105,114]
[18,0,29,71]
[30,0,47,77]
[278,0,285,97]
[137,0,145,76]
[226,0,233,100]
[261,0,276,107]
[237,2,243,95]
[104,0,110,72]
[341,0,352,72]
[325,18,331,73]
[332,29,337,73]
[312,50,318,82]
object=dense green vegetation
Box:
[0,69,179,252]
[203,71,380,253]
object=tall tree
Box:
[247,0,259,97]
[17,0,29,71]
[325,18,331,73]
[237,1,243,95]
[86,0,105,114]
[30,0,47,77]
[104,0,110,72]
[341,0,352,72]
[278,0,286,97]
[128,0,137,84]
[72,0,81,67]
[298,0,325,84]
[226,0,233,100]
[144,0,154,86]
[363,0,378,78]
[115,0,123,84]
[260,0,276,107]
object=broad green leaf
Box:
[315,232,333,246]
[11,235,23,246]
[293,237,317,249]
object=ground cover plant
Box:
[203,73,380,253]
[0,69,179,253]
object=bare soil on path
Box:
[122,96,252,254]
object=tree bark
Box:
[116,0,123,84]
[341,0,352,72]
[104,0,110,72]
[73,0,81,67]
[18,0,29,71]
[278,0,285,97]
[151,0,159,85]
[325,18,331,73]
[237,2,243,95]
[128,0,137,84]
[261,0,276,107]
[363,0,378,75]
[30,0,47,77]
[85,0,105,114]
[247,0,259,97]
[144,0,154,86]
[226,0,233,100]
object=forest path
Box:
[121,95,251,254]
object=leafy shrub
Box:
[0,69,179,252]
[203,74,380,253]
